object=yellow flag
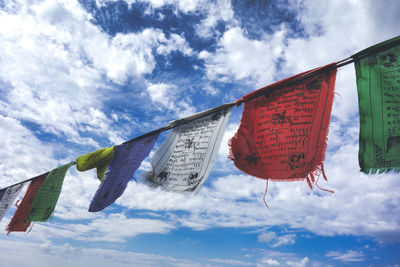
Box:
[76,147,114,181]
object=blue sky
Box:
[0,0,399,266]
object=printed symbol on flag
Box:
[306,79,322,91]
[387,136,400,153]
[157,171,169,182]
[187,172,199,185]
[380,53,398,67]
[288,152,306,169]
[271,111,293,126]
[245,154,259,166]
[185,138,195,149]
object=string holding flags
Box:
[0,35,399,231]
[229,63,337,198]
[352,36,400,173]
[146,105,233,193]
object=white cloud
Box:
[146,82,197,116]
[326,250,364,262]
[285,257,309,267]
[258,231,296,247]
[130,0,203,13]
[0,239,204,267]
[0,114,57,185]
[258,232,277,243]
[208,258,255,266]
[271,234,296,248]
[200,26,286,86]
[259,258,280,266]
[0,0,194,146]
[19,213,175,242]
[147,83,177,109]
[283,0,400,74]
[194,0,235,38]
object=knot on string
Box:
[235,98,244,107]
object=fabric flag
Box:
[146,106,233,192]
[7,173,47,233]
[229,64,337,188]
[0,183,25,222]
[352,36,400,173]
[89,133,159,212]
[76,146,114,181]
[27,162,74,222]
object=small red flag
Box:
[7,173,47,233]
[229,64,337,190]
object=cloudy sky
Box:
[0,0,399,266]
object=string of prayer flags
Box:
[89,133,159,212]
[27,162,74,222]
[7,173,47,233]
[229,64,337,190]
[352,36,400,173]
[76,146,114,181]
[0,183,26,222]
[146,106,233,192]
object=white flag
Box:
[146,106,232,192]
[0,183,25,222]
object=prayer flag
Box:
[7,173,47,233]
[229,64,337,187]
[76,146,114,181]
[27,162,74,222]
[0,183,25,222]
[89,133,159,212]
[352,36,400,173]
[146,106,232,192]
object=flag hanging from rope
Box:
[146,106,232,192]
[229,64,337,188]
[7,173,47,233]
[27,162,74,222]
[89,133,159,212]
[0,183,25,222]
[352,36,400,173]
[76,146,114,181]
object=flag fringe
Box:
[362,167,400,174]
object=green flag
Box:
[353,36,400,173]
[27,162,74,222]
[76,146,114,181]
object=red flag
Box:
[229,64,337,189]
[7,173,47,233]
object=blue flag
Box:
[89,133,159,212]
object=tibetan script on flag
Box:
[89,133,159,212]
[27,162,74,222]
[146,106,232,192]
[0,183,25,222]
[229,64,337,185]
[7,173,47,233]
[353,36,400,173]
